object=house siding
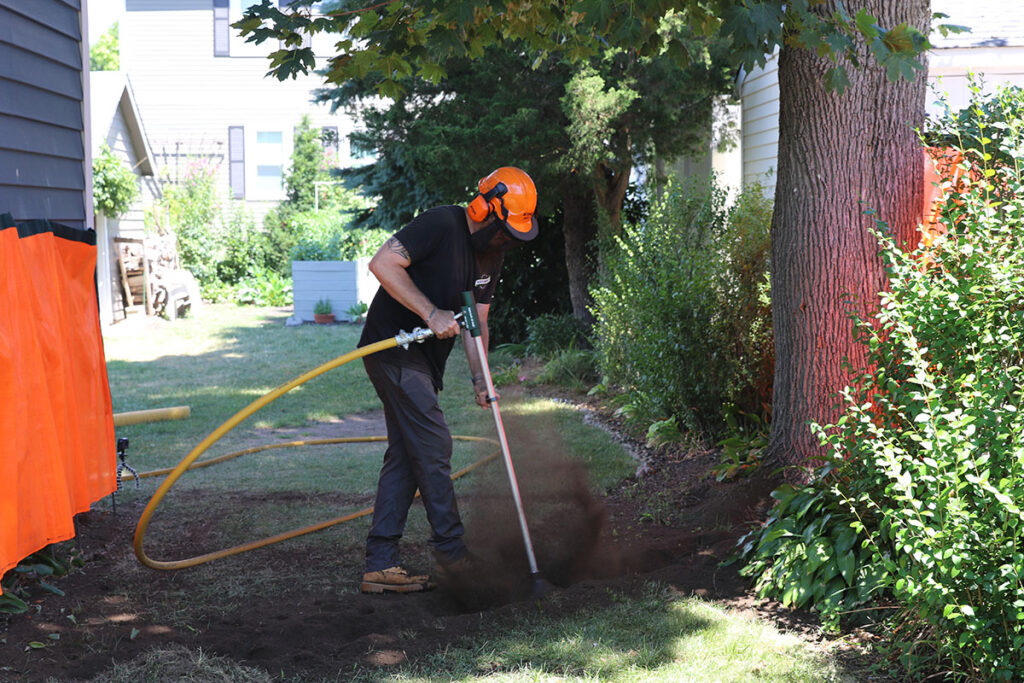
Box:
[739,52,780,196]
[0,0,88,228]
[122,0,361,211]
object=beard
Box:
[470,221,519,254]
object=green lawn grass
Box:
[343,584,848,682]
[96,305,852,682]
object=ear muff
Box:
[467,182,508,222]
[467,194,490,222]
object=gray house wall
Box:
[0,0,90,228]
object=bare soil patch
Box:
[0,387,879,681]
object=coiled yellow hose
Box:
[132,335,498,571]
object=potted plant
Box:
[313,298,335,324]
[346,301,369,324]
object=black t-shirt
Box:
[358,206,501,390]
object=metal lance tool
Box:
[460,291,547,596]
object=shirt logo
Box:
[475,274,492,288]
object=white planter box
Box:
[291,259,378,322]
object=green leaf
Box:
[834,527,858,554]
[806,539,831,571]
[0,593,29,614]
[854,9,880,39]
[38,582,64,597]
[823,66,850,94]
[837,551,856,586]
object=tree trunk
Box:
[561,181,599,326]
[767,0,928,476]
[593,157,631,234]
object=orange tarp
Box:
[921,147,965,246]
[0,215,116,586]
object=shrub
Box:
[92,143,138,218]
[216,204,268,285]
[535,349,599,391]
[717,183,774,416]
[740,83,1024,680]
[234,268,292,307]
[287,210,389,262]
[159,158,224,284]
[591,177,772,437]
[736,459,888,632]
[525,313,589,358]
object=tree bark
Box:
[593,157,631,234]
[561,180,599,326]
[767,0,928,476]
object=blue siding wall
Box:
[0,0,87,228]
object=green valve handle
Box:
[460,291,480,337]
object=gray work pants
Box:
[362,356,466,572]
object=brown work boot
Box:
[361,566,433,594]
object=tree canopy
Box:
[321,30,733,326]
[236,0,961,97]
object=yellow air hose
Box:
[132,331,499,571]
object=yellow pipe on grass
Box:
[132,332,499,571]
[113,405,191,426]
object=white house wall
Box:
[928,46,1024,112]
[739,52,780,195]
[121,0,361,213]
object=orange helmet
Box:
[466,167,538,241]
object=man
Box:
[357,167,539,593]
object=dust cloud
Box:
[436,409,619,609]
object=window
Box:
[256,165,284,192]
[252,129,285,198]
[228,126,245,198]
[349,132,375,161]
[217,0,322,57]
[213,0,269,57]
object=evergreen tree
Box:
[284,115,324,210]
